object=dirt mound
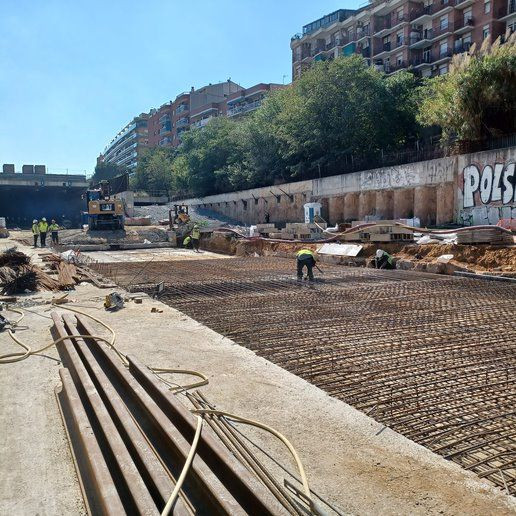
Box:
[58,227,169,246]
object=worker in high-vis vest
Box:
[38,217,49,248]
[296,248,316,281]
[374,249,395,270]
[182,235,192,249]
[31,219,40,248]
[49,220,60,245]
[191,224,201,252]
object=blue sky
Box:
[0,0,360,175]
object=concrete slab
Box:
[82,247,233,263]
[0,239,515,515]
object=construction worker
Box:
[49,219,60,245]
[191,223,201,252]
[182,235,192,249]
[296,248,316,281]
[38,217,49,248]
[31,219,39,248]
[374,249,395,269]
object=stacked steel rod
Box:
[92,257,516,496]
[51,311,295,515]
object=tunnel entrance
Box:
[0,186,85,228]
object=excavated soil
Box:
[202,233,516,274]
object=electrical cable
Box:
[0,303,316,514]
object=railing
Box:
[384,61,407,73]
[437,48,454,59]
[176,118,189,127]
[412,4,432,19]
[191,118,211,129]
[311,45,326,56]
[227,100,262,117]
[394,37,406,48]
[176,104,189,114]
[454,41,472,53]
[381,42,391,52]
[455,17,474,30]
[361,47,371,57]
[411,53,433,66]
[356,26,370,38]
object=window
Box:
[483,24,490,39]
[463,7,473,22]
[484,0,491,13]
[423,46,432,61]
[463,33,472,45]
[440,15,448,30]
[439,64,448,75]
[396,52,403,65]
[396,7,404,20]
[440,40,448,56]
[383,35,389,44]
[396,31,403,45]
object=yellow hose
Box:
[1,304,316,513]
[191,408,314,511]
[161,415,203,516]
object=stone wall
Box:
[177,147,516,227]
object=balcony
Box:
[311,45,327,57]
[356,26,371,41]
[227,100,263,117]
[454,17,474,34]
[176,118,189,128]
[434,48,454,63]
[433,0,457,16]
[384,61,407,73]
[409,29,434,48]
[411,53,433,67]
[454,41,472,53]
[159,126,171,135]
[411,5,433,23]
[394,36,407,48]
[455,0,475,7]
[175,104,189,114]
[191,118,212,129]
[361,47,371,57]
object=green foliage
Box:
[132,147,176,192]
[418,34,516,141]
[135,55,424,197]
[91,162,128,184]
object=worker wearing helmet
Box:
[296,248,316,281]
[38,217,49,248]
[49,219,60,245]
[191,223,201,252]
[182,235,192,249]
[31,219,40,248]
[374,249,395,269]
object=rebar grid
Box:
[92,257,516,495]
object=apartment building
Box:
[100,113,149,171]
[226,83,284,118]
[291,0,512,80]
[147,81,242,148]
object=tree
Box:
[91,162,128,184]
[132,147,176,192]
[418,34,516,142]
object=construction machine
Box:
[168,204,194,242]
[84,180,124,230]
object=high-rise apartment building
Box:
[147,81,242,148]
[291,0,513,80]
[100,113,149,170]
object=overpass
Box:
[0,165,89,228]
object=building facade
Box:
[291,0,514,80]
[100,113,149,171]
[226,83,284,118]
[147,81,242,149]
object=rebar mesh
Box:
[92,256,516,495]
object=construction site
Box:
[0,144,515,515]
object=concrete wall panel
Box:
[393,189,414,219]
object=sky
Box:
[0,0,361,175]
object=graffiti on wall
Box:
[460,161,516,226]
[462,162,515,208]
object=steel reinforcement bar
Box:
[91,257,516,496]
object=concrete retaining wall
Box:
[177,147,516,227]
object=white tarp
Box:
[317,243,363,257]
